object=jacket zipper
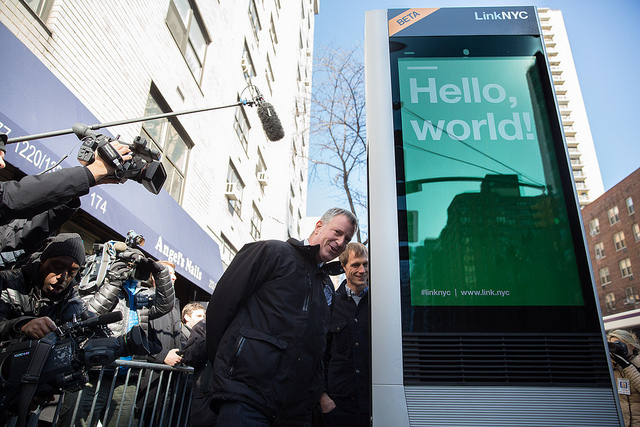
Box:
[228,336,246,377]
[302,273,312,312]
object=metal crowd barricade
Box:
[48,360,194,427]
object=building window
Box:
[166,0,210,82]
[225,162,244,216]
[249,0,262,43]
[620,258,633,279]
[234,105,250,153]
[265,54,275,94]
[608,206,620,225]
[625,287,639,304]
[614,231,627,251]
[242,41,257,83]
[589,218,600,235]
[250,204,263,240]
[600,267,611,286]
[594,242,605,259]
[24,0,53,21]
[269,15,278,48]
[220,234,237,268]
[256,151,267,188]
[605,292,616,312]
[633,224,640,242]
[141,90,191,203]
[627,197,635,215]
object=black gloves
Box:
[609,341,632,368]
[108,261,131,281]
[611,352,631,368]
[135,257,164,277]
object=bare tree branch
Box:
[310,44,367,243]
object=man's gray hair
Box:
[319,207,358,234]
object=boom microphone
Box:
[256,101,285,142]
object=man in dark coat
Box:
[206,207,357,426]
[319,242,370,427]
[0,232,87,341]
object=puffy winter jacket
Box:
[206,238,342,424]
[81,259,174,337]
[613,353,640,426]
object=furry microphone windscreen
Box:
[257,102,285,142]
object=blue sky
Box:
[307,0,640,217]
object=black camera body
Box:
[609,340,628,358]
[0,312,149,416]
[74,123,167,194]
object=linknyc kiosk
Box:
[366,7,622,426]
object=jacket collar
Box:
[286,238,344,276]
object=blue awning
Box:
[0,23,223,293]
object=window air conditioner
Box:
[225,182,240,200]
[257,171,268,185]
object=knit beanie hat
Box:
[40,233,86,266]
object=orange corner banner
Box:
[388,8,440,36]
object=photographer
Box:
[59,244,175,427]
[0,233,87,341]
[608,329,640,426]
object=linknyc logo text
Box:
[474,10,529,21]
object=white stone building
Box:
[0,0,318,297]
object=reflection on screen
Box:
[396,56,584,307]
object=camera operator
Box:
[0,233,87,342]
[608,329,640,426]
[58,245,175,427]
[0,134,132,269]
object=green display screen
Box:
[396,54,585,307]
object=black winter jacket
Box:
[0,166,93,226]
[206,238,341,424]
[0,258,86,341]
[324,281,370,415]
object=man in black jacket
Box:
[206,207,357,426]
[319,242,370,427]
[0,232,87,341]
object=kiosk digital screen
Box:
[390,35,596,331]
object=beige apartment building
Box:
[538,8,605,206]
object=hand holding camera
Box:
[73,123,166,194]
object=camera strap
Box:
[17,334,56,427]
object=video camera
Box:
[80,231,159,308]
[608,340,628,358]
[73,123,167,194]
[0,311,150,416]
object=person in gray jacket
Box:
[59,244,175,427]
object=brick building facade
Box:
[582,167,640,317]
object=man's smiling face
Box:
[309,214,355,262]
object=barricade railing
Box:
[25,360,194,427]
